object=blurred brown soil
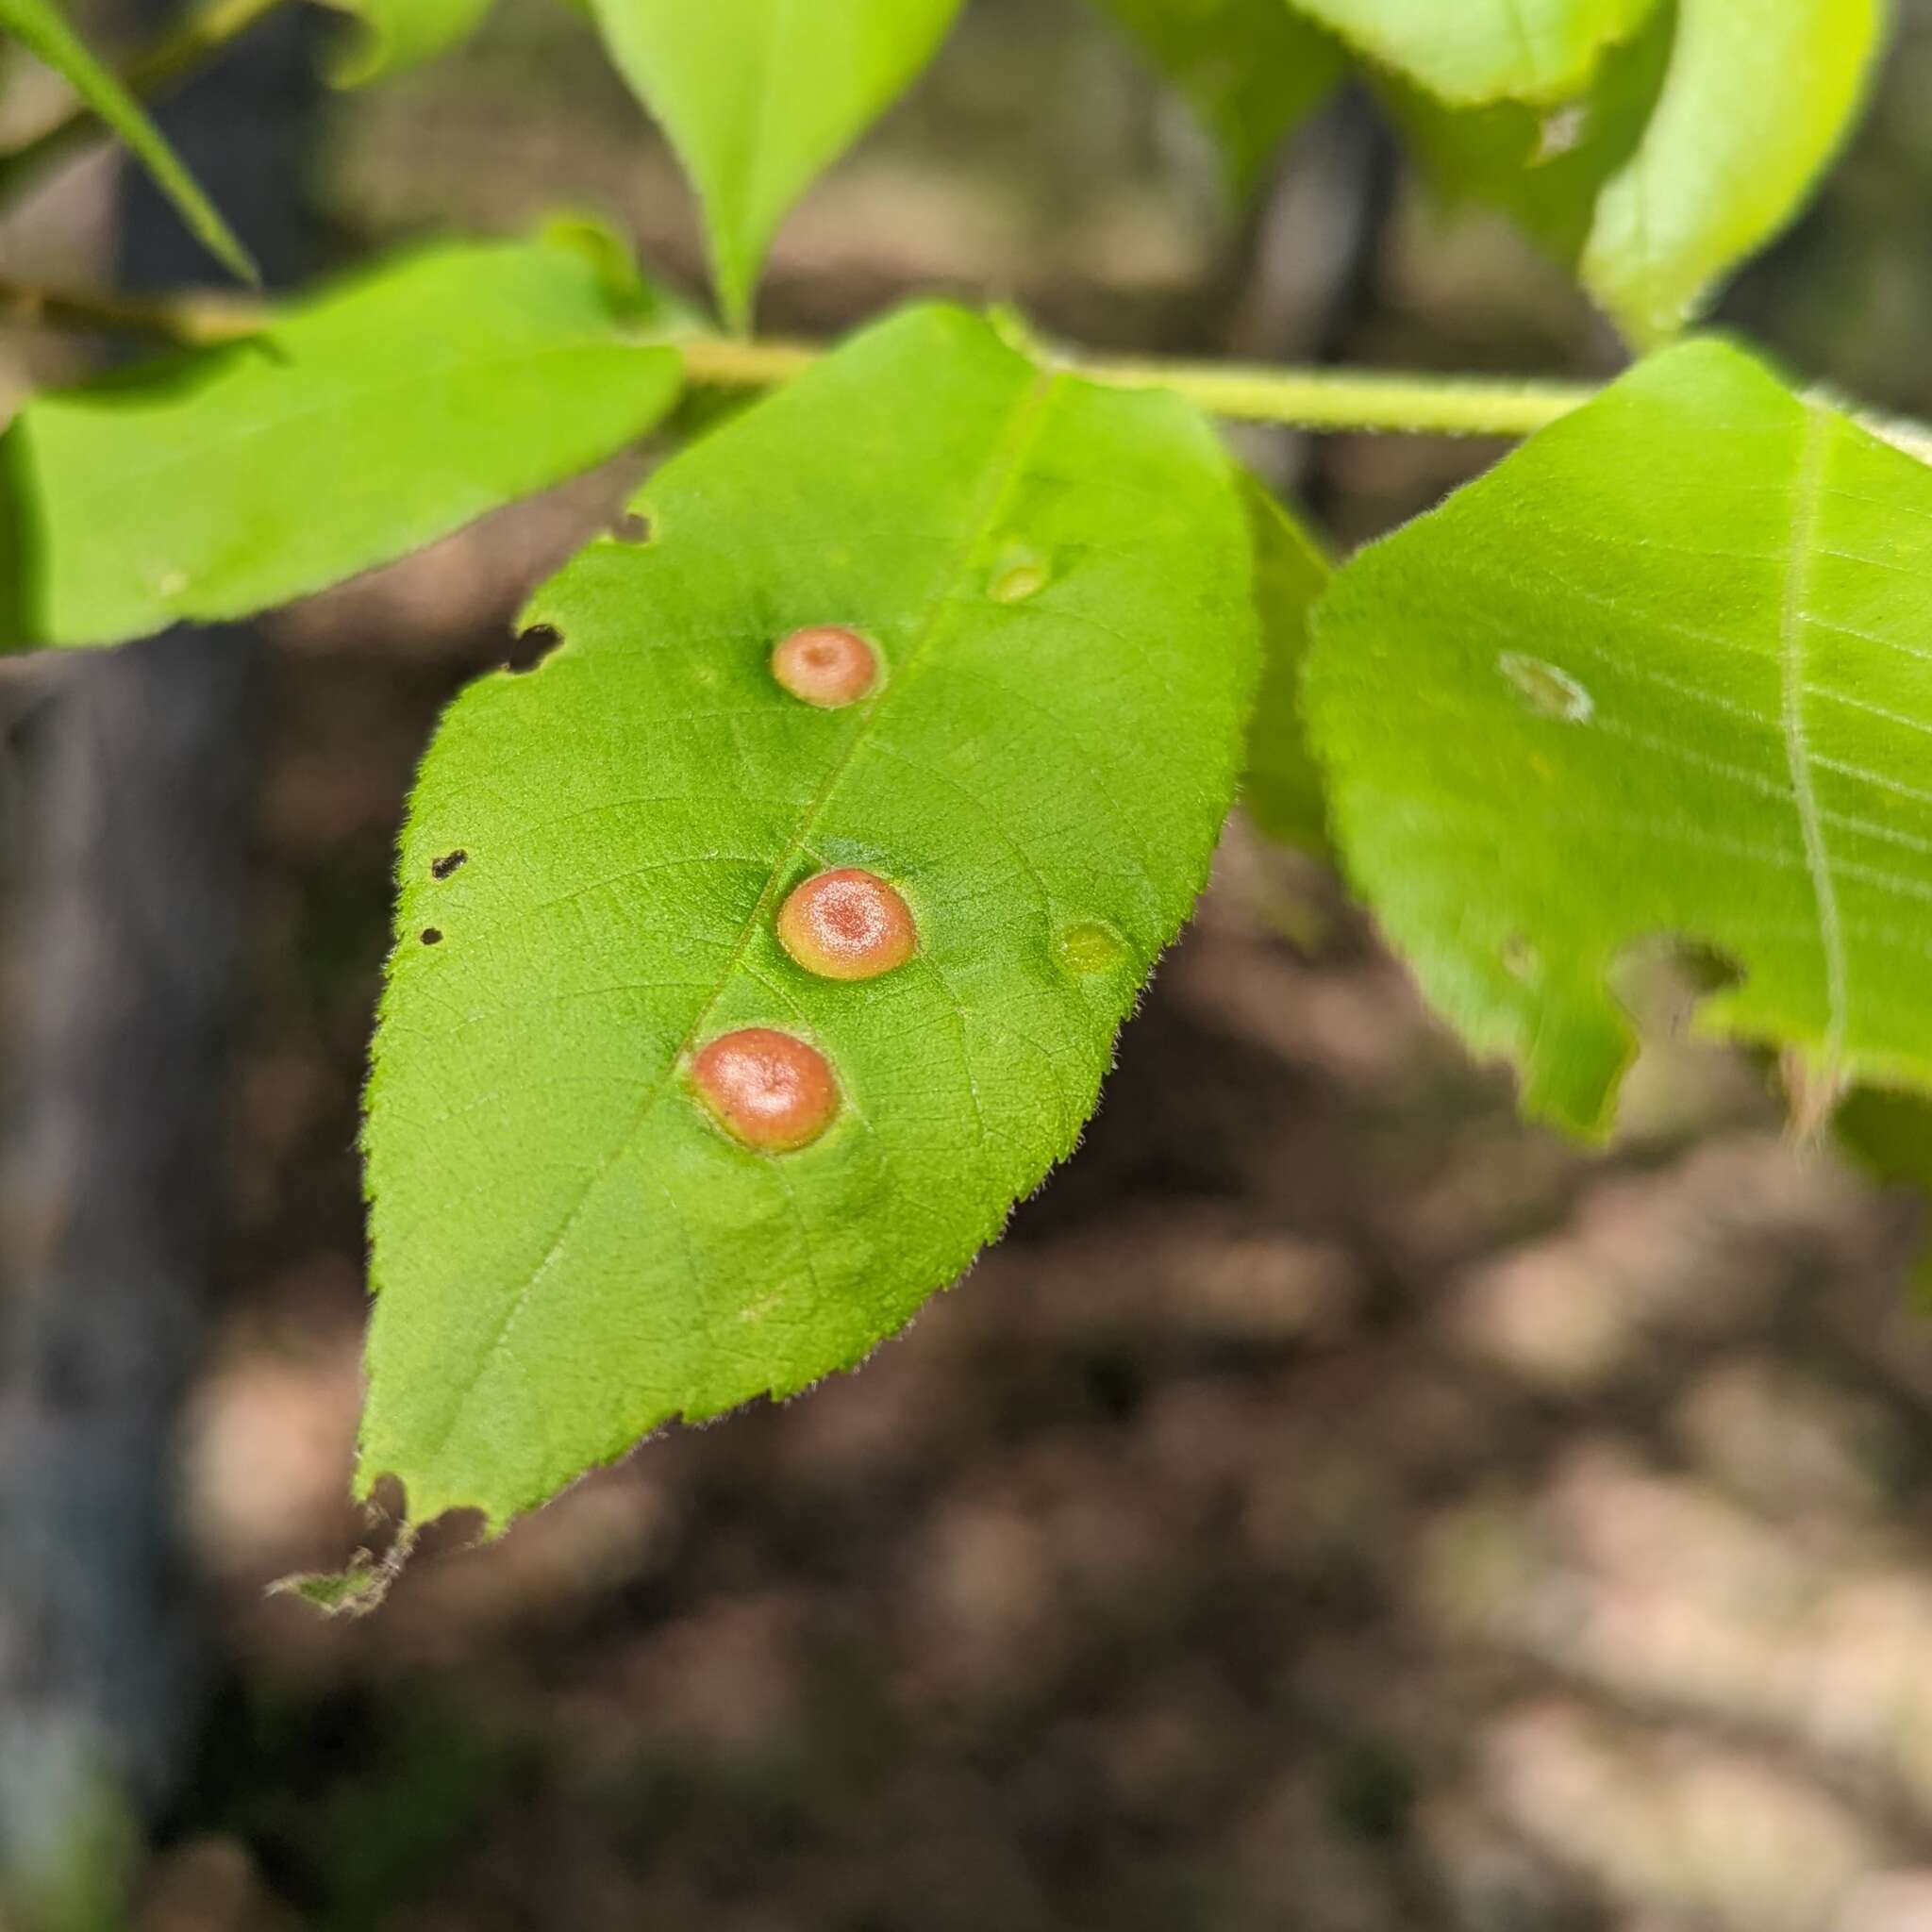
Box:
[17,1,1932,1925]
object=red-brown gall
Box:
[777,869,916,981]
[771,626,879,708]
[692,1027,839,1152]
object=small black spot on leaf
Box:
[431,850,468,880]
[611,510,651,543]
[420,927,443,946]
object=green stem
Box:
[0,0,291,204]
[676,334,1599,439]
[0,275,261,344]
[8,282,1932,459]
[1058,355,1596,438]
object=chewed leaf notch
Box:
[359,304,1257,1532]
[1307,336,1932,1137]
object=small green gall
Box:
[772,625,879,708]
[989,543,1051,603]
[692,1027,839,1152]
[1054,919,1127,975]
[778,868,916,981]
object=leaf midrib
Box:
[713,0,789,322]
[1780,398,1849,1068]
[399,355,1067,1500]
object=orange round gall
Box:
[777,869,916,982]
[771,626,878,708]
[691,1028,839,1152]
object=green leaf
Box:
[358,303,1257,1531]
[1385,8,1673,267]
[1289,0,1657,106]
[1385,0,1885,343]
[8,238,684,648]
[1307,338,1932,1136]
[1240,475,1331,850]
[0,0,254,280]
[584,0,964,329]
[1089,0,1342,196]
[318,0,495,85]
[1580,0,1888,345]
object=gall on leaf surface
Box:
[316,0,495,86]
[584,0,963,330]
[1288,0,1657,107]
[1239,475,1332,853]
[1088,0,1341,198]
[8,237,683,649]
[0,0,253,280]
[1306,338,1932,1138]
[358,304,1258,1533]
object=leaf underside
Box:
[0,0,255,280]
[1290,0,1657,105]
[1391,0,1888,346]
[1580,0,1888,345]
[359,304,1257,1532]
[319,0,495,85]
[1240,475,1332,852]
[1307,338,1932,1136]
[8,239,683,649]
[586,0,964,329]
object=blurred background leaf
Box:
[1240,474,1331,852]
[9,236,684,646]
[0,0,254,275]
[582,0,965,327]
[1288,0,1657,105]
[1089,0,1342,197]
[316,0,495,86]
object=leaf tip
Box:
[269,1525,416,1618]
[1782,1045,1850,1148]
